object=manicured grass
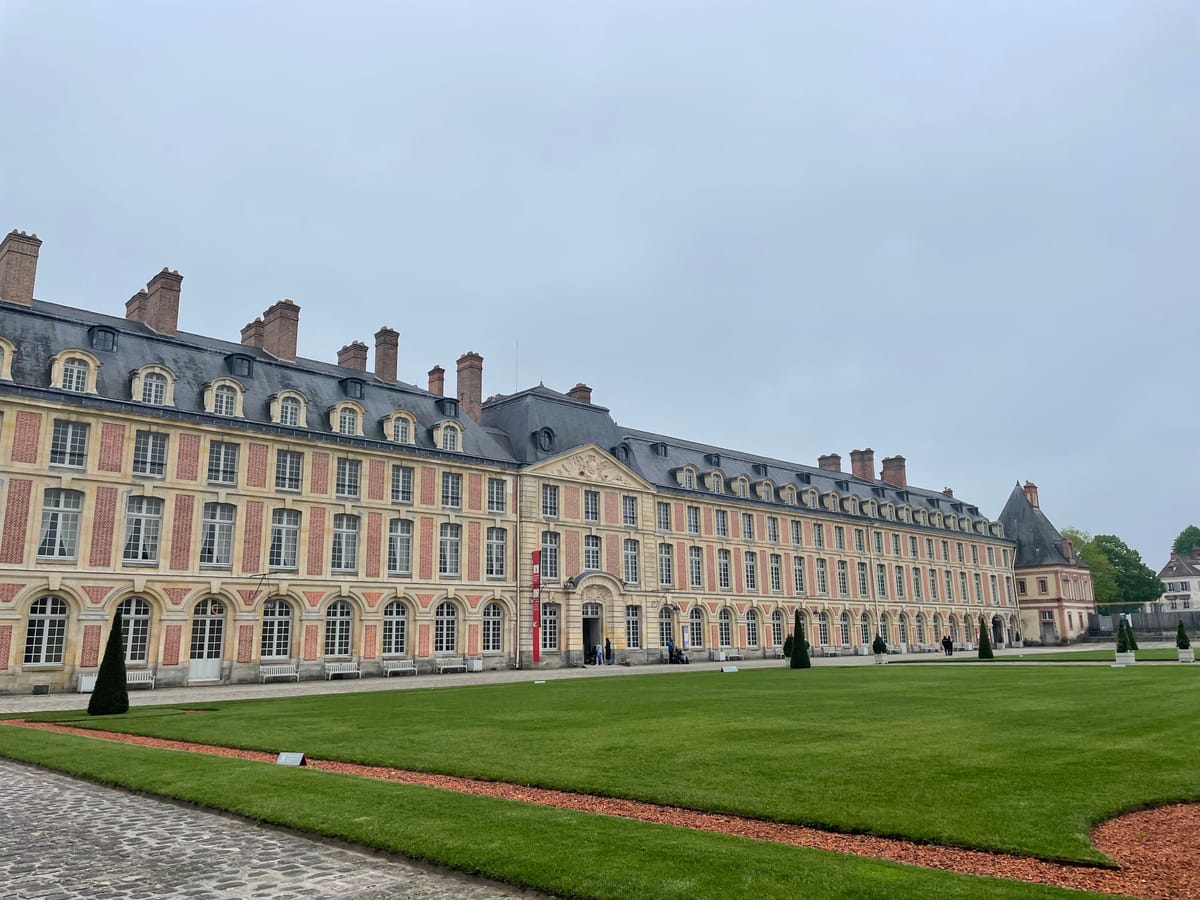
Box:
[983,649,1181,662]
[0,727,1121,900]
[28,665,1200,863]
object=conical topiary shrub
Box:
[872,633,887,655]
[1126,619,1139,651]
[1116,619,1130,653]
[977,617,993,660]
[1177,620,1191,650]
[790,610,811,669]
[88,610,129,716]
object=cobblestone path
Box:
[0,759,545,899]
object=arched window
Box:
[860,612,871,645]
[899,614,910,645]
[279,396,301,427]
[746,609,759,647]
[24,596,68,664]
[771,609,784,646]
[435,601,457,653]
[879,613,890,644]
[389,414,413,444]
[683,468,696,489]
[916,613,927,645]
[324,600,352,657]
[711,473,723,494]
[659,606,674,648]
[117,597,151,663]
[689,607,705,648]
[338,406,358,435]
[214,384,237,417]
[141,372,167,406]
[62,357,90,393]
[382,601,408,655]
[441,425,460,452]
[261,599,293,659]
[482,602,503,652]
[718,608,733,647]
[818,611,830,645]
[839,611,851,645]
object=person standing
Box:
[605,637,613,665]
[941,634,953,656]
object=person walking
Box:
[605,637,613,665]
[941,634,953,656]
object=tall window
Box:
[744,551,758,591]
[541,603,559,651]
[974,572,984,603]
[793,556,806,594]
[388,519,413,574]
[391,465,413,503]
[913,567,923,601]
[860,612,871,645]
[771,610,784,646]
[715,510,728,537]
[542,484,559,517]
[659,607,674,648]
[687,506,700,534]
[812,523,825,549]
[623,495,638,526]
[623,539,640,584]
[207,441,239,484]
[133,431,168,477]
[718,608,732,647]
[24,596,68,664]
[38,489,82,559]
[439,523,461,576]
[818,612,830,645]
[945,570,955,601]
[712,473,724,493]
[482,602,503,652]
[487,478,506,513]
[141,372,167,405]
[791,520,803,545]
[659,543,674,586]
[767,554,782,592]
[858,561,869,595]
[122,496,163,563]
[279,396,301,427]
[269,509,300,569]
[840,612,851,645]
[717,549,731,589]
[961,572,971,602]
[213,384,237,416]
[689,546,704,588]
[657,502,671,531]
[200,503,236,566]
[834,526,845,550]
[746,609,759,647]
[741,513,754,541]
[486,527,507,577]
[336,458,361,497]
[324,600,352,657]
[816,558,828,595]
[117,597,151,663]
[441,472,462,508]
[382,601,408,655]
[876,564,889,598]
[584,535,601,570]
[767,517,779,543]
[836,560,848,596]
[50,421,89,467]
[930,569,939,601]
[541,532,560,579]
[855,529,866,553]
[261,599,293,659]
[434,601,457,652]
[276,450,303,491]
[625,605,641,649]
[895,566,906,600]
[337,407,358,435]
[583,490,599,522]
[689,607,704,647]
[62,358,89,393]
[910,536,920,558]
[331,514,359,572]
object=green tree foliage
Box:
[977,616,994,660]
[790,610,811,669]
[872,633,887,655]
[1176,621,1191,650]
[1172,525,1200,556]
[782,633,794,658]
[1092,534,1165,613]
[1061,528,1119,607]
[88,610,129,716]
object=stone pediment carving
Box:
[541,449,641,487]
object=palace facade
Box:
[0,228,1022,693]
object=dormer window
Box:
[758,481,774,501]
[783,485,797,505]
[847,496,859,515]
[280,397,301,426]
[227,354,254,378]
[752,463,768,477]
[338,407,358,435]
[385,412,415,444]
[271,391,308,428]
[438,398,458,417]
[706,453,721,466]
[796,472,811,484]
[439,423,461,452]
[826,493,840,512]
[682,467,696,490]
[130,365,175,407]
[328,402,365,437]
[710,472,724,494]
[0,336,13,381]
[343,379,364,400]
[142,372,167,405]
[535,428,555,452]
[734,477,749,499]
[214,385,237,416]
[651,442,668,458]
[835,479,849,491]
[62,357,90,392]
[89,327,117,352]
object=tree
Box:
[1176,621,1191,651]
[782,633,794,658]
[1116,619,1130,653]
[1173,525,1200,556]
[977,616,994,660]
[790,610,811,669]
[872,633,887,655]
[1061,527,1119,608]
[88,610,129,716]
[1092,534,1165,613]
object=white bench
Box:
[724,650,744,661]
[821,646,840,657]
[435,656,468,674]
[773,647,785,659]
[260,663,299,683]
[324,660,361,680]
[126,670,156,689]
[382,658,417,677]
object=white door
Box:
[189,599,225,682]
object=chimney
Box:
[261,299,300,362]
[240,317,264,348]
[567,383,593,404]
[942,487,954,497]
[0,229,42,306]
[125,288,148,323]
[880,455,907,489]
[850,448,875,481]
[128,268,182,335]
[456,352,484,422]
[817,453,841,472]
[1023,481,1039,509]
[428,364,445,396]
[337,341,368,371]
[374,327,398,384]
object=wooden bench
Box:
[126,670,156,689]
[260,662,299,683]
[435,656,468,674]
[382,658,417,677]
[324,660,361,680]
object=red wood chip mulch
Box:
[8,720,1198,899]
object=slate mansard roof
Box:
[996,483,1082,568]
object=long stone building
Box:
[0,228,1023,692]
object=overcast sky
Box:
[2,1,1196,566]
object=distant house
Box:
[997,482,1094,644]
[1155,550,1199,613]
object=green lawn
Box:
[16,665,1199,863]
[0,727,1124,900]
[978,649,1181,662]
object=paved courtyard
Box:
[0,759,544,900]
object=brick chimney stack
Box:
[850,448,875,481]
[374,327,398,384]
[261,299,300,362]
[428,365,445,396]
[0,229,42,306]
[567,383,593,404]
[126,268,183,335]
[337,341,368,371]
[880,455,907,489]
[942,487,954,498]
[1023,481,1039,509]
[240,317,264,348]
[817,453,841,472]
[456,352,483,422]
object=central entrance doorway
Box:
[582,601,602,664]
[189,598,225,682]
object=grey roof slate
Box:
[996,483,1081,568]
[1158,550,1200,580]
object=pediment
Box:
[526,444,652,489]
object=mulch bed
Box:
[7,720,1197,899]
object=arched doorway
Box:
[1007,614,1020,646]
[189,598,225,682]
[582,600,604,665]
[991,615,1004,648]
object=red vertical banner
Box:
[531,550,542,664]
